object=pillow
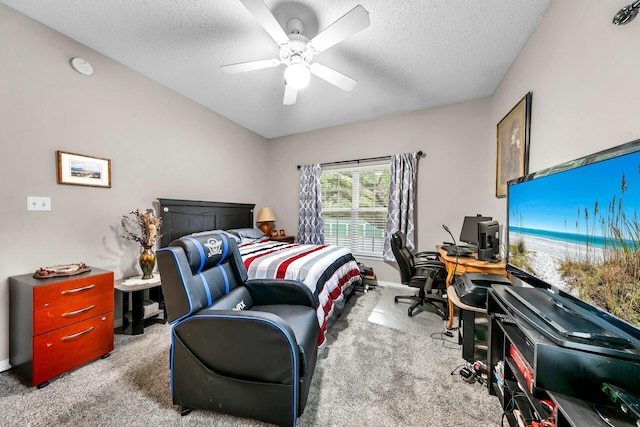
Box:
[189,229,241,244]
[227,228,266,240]
[239,236,269,244]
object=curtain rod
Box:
[297,151,423,169]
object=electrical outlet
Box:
[27,196,51,211]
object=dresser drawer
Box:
[33,293,113,335]
[33,271,113,310]
[32,312,114,386]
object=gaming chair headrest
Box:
[170,233,234,274]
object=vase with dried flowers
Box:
[121,208,162,279]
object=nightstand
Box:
[270,235,295,243]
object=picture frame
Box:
[496,92,532,198]
[57,151,111,188]
[270,230,278,237]
[279,229,285,236]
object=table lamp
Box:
[256,207,276,236]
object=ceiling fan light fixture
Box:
[284,63,310,89]
[226,2,370,104]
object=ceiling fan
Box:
[221,0,370,105]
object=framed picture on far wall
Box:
[496,92,532,198]
[57,151,111,188]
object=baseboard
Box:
[0,358,11,372]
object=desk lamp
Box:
[256,207,276,236]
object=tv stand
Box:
[487,284,640,427]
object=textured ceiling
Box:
[1,0,553,139]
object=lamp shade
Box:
[256,207,276,223]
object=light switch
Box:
[27,196,51,211]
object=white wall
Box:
[0,5,269,370]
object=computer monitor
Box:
[477,220,499,261]
[459,215,492,247]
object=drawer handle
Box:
[61,284,96,295]
[61,305,96,318]
[61,326,95,341]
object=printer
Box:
[453,272,511,308]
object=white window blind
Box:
[321,163,390,257]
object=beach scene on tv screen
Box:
[508,148,640,326]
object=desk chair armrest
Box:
[415,250,439,260]
[414,259,445,269]
[415,265,446,290]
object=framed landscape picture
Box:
[496,92,532,198]
[57,151,111,188]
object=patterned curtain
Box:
[297,164,324,244]
[383,152,418,261]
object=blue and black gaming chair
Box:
[156,232,320,427]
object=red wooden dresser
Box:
[9,267,114,387]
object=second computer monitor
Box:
[477,220,500,261]
[459,215,492,247]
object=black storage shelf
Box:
[504,367,551,422]
[501,322,533,363]
[488,284,637,427]
[492,382,505,406]
[503,412,517,427]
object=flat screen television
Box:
[506,139,640,355]
[459,215,492,247]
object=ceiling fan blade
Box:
[239,0,289,46]
[309,5,370,53]
[310,63,357,91]
[220,58,280,74]
[283,83,297,105]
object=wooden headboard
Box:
[158,198,255,247]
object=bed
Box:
[158,198,362,349]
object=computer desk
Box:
[436,245,507,330]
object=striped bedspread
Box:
[239,240,361,349]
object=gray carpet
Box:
[0,284,503,426]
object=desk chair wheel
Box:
[394,296,415,316]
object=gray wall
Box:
[269,0,640,282]
[0,5,269,370]
[268,98,501,281]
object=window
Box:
[321,163,390,257]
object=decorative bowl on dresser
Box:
[9,267,114,388]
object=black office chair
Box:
[391,231,448,319]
